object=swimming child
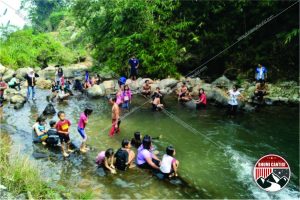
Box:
[96,148,116,174]
[78,108,93,153]
[160,145,179,178]
[122,84,132,111]
[56,111,73,157]
[32,116,48,145]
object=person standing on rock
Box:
[128,55,139,81]
[0,76,7,107]
[55,67,64,86]
[25,68,39,101]
[255,64,267,82]
[77,108,93,153]
[109,97,121,136]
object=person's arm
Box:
[104,157,116,173]
[145,156,160,170]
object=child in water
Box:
[160,145,179,178]
[32,116,48,145]
[56,111,73,157]
[96,148,116,174]
[77,108,93,153]
[122,84,132,111]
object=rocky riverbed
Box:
[1,63,299,110]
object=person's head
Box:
[105,148,114,158]
[259,79,265,85]
[57,111,65,120]
[49,120,56,128]
[84,108,93,116]
[134,132,141,141]
[12,73,16,78]
[28,68,34,75]
[142,135,152,150]
[156,87,160,91]
[233,85,238,91]
[258,64,262,68]
[36,116,46,125]
[109,96,116,105]
[58,68,63,73]
[199,88,205,94]
[182,82,186,87]
[122,139,131,149]
[145,80,149,84]
[131,54,136,59]
[124,84,129,91]
[166,145,176,156]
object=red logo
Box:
[253,154,290,192]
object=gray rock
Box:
[158,78,178,89]
[10,95,26,104]
[87,84,105,97]
[36,79,52,89]
[14,102,25,110]
[2,69,15,82]
[211,75,232,88]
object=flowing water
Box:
[1,89,299,199]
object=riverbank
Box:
[0,132,95,199]
[1,63,299,110]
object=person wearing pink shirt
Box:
[122,84,132,111]
[77,108,93,152]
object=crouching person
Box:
[46,120,60,146]
[32,116,48,145]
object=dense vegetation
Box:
[0,0,298,81]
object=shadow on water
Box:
[1,89,299,199]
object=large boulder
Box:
[10,95,26,104]
[2,69,15,82]
[39,65,56,79]
[36,79,52,89]
[15,67,32,79]
[205,86,229,105]
[3,88,20,101]
[87,84,105,97]
[63,64,89,78]
[211,75,232,88]
[158,78,178,89]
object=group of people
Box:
[96,134,179,178]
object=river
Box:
[1,89,299,199]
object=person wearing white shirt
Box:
[227,85,244,117]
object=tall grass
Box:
[0,134,61,199]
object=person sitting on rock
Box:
[254,80,268,102]
[58,85,71,101]
[0,76,7,107]
[177,82,190,101]
[151,87,163,101]
[142,80,151,97]
[32,116,48,145]
[8,74,21,91]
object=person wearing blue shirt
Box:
[255,64,267,82]
[128,55,139,80]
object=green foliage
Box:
[49,10,68,30]
[72,0,298,80]
[0,29,75,69]
[72,0,192,78]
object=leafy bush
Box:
[0,29,75,69]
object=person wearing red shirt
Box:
[0,76,7,107]
[56,111,73,157]
[195,88,207,110]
